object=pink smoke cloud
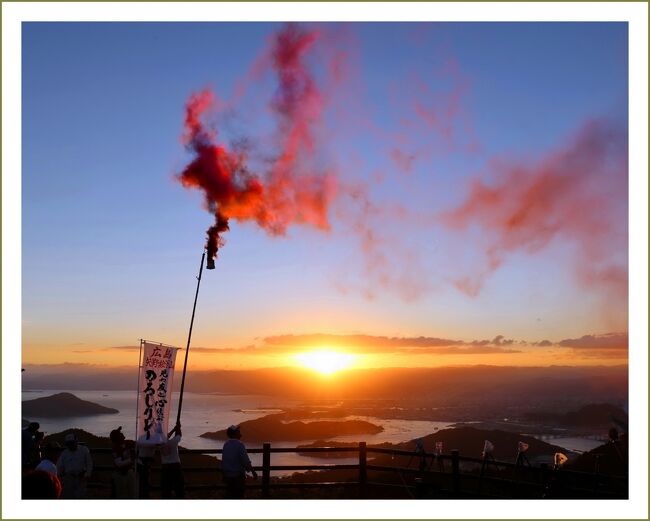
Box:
[442,118,628,306]
[178,24,340,260]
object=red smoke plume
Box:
[442,118,628,301]
[178,24,336,261]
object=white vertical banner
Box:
[136,342,180,442]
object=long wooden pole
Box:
[135,338,144,438]
[134,339,144,498]
[175,250,206,426]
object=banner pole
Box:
[134,338,144,499]
[135,339,144,438]
[175,250,206,426]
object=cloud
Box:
[334,182,432,302]
[264,333,462,350]
[467,336,514,347]
[257,331,628,357]
[107,345,141,352]
[190,346,258,354]
[491,335,514,346]
[441,118,628,304]
[22,362,134,373]
[570,348,629,360]
[48,345,142,354]
[24,362,96,368]
[262,333,520,355]
[71,345,178,353]
[390,148,417,174]
[400,346,521,355]
[558,332,628,350]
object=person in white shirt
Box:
[160,422,184,498]
[221,425,257,499]
[136,422,165,499]
[56,433,93,499]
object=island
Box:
[22,392,119,417]
[200,412,383,442]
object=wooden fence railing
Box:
[80,443,628,499]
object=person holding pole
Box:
[136,423,165,499]
[160,421,184,499]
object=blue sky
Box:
[22,22,628,368]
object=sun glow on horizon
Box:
[294,350,356,375]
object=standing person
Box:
[22,422,41,469]
[109,426,135,498]
[135,442,154,499]
[160,421,184,499]
[135,422,166,499]
[135,422,167,499]
[221,425,257,499]
[56,433,93,499]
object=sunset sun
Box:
[295,350,355,375]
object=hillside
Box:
[22,392,119,418]
[398,427,571,462]
[295,427,570,463]
[565,434,628,476]
[524,403,628,429]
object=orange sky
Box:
[22,331,628,370]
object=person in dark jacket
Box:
[221,425,257,499]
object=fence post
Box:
[592,454,601,494]
[539,463,549,498]
[358,441,367,499]
[262,442,271,499]
[451,449,460,497]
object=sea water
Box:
[21,390,603,474]
[21,390,451,474]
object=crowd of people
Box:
[22,423,93,499]
[22,421,257,499]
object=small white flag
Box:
[435,441,443,455]
[554,452,568,466]
[518,441,529,452]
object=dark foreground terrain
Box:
[29,424,627,499]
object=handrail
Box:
[74,444,626,480]
[41,435,622,501]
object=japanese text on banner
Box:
[137,342,180,441]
